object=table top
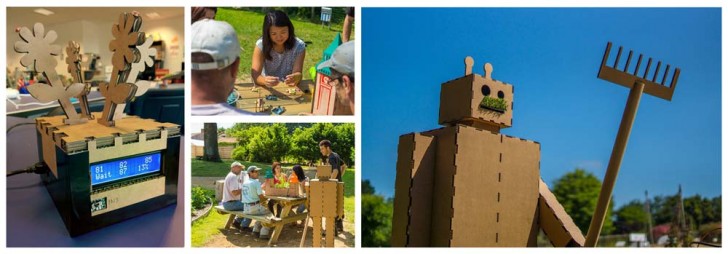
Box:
[264,195,307,202]
[233,80,314,115]
[5,116,184,247]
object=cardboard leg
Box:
[312,217,322,247]
[325,216,335,247]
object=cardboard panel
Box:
[407,133,436,246]
[322,181,337,217]
[337,182,344,217]
[312,217,322,247]
[449,125,539,247]
[90,176,165,216]
[423,126,457,247]
[309,180,324,217]
[469,75,513,128]
[391,134,415,247]
[316,165,332,180]
[539,179,585,247]
[325,217,335,247]
[439,76,473,125]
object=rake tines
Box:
[598,42,680,101]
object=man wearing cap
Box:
[191,19,256,115]
[240,165,272,239]
[319,40,355,115]
[222,161,246,229]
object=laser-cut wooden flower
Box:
[129,36,157,80]
[14,23,62,74]
[14,23,85,124]
[65,41,81,76]
[109,13,145,71]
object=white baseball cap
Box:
[191,19,241,70]
[319,41,355,77]
[230,161,243,168]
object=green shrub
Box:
[191,186,213,210]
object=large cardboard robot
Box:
[391,57,584,247]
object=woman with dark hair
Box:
[268,162,287,216]
[191,7,216,24]
[251,10,306,87]
[292,164,309,225]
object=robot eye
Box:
[497,91,505,99]
[481,85,491,96]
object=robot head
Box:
[439,56,513,131]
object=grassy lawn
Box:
[216,8,355,82]
[191,160,356,247]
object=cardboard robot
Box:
[391,57,584,247]
[307,165,345,247]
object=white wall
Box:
[6,16,183,80]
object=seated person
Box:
[292,164,309,215]
[267,162,287,216]
[251,10,306,87]
[191,19,257,115]
[241,166,271,239]
[221,162,245,229]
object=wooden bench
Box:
[214,204,308,246]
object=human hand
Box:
[284,72,302,86]
[263,76,280,87]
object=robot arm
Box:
[538,178,585,247]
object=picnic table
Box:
[215,195,308,246]
[232,80,315,115]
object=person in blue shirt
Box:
[240,166,271,239]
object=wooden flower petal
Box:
[44,30,58,44]
[64,83,85,98]
[14,41,30,53]
[18,27,33,43]
[33,23,44,38]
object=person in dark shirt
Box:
[318,139,346,234]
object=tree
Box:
[243,123,290,163]
[614,200,648,234]
[334,123,356,165]
[551,168,615,235]
[202,123,221,162]
[362,180,393,247]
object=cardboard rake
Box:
[584,42,681,246]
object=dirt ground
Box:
[203,217,355,247]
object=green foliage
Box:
[552,168,614,235]
[229,123,354,165]
[362,180,393,247]
[614,200,648,234]
[191,186,214,210]
[479,96,508,112]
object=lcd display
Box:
[90,153,161,186]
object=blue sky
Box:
[362,8,721,207]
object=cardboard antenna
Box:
[585,42,681,247]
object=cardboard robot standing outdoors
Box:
[391,56,585,247]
